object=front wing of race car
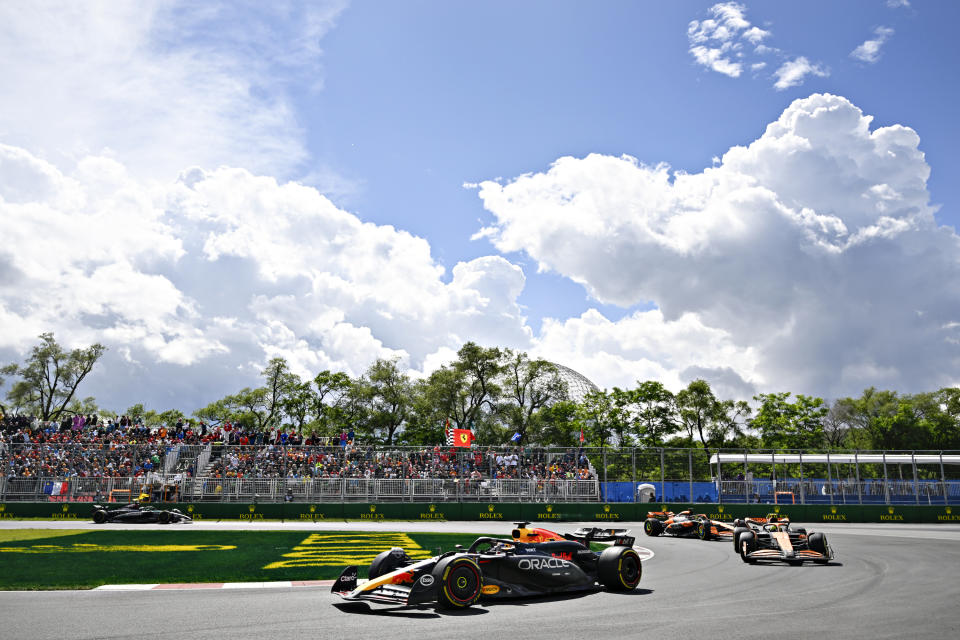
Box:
[332,558,445,606]
[743,531,833,563]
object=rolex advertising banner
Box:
[0,502,957,523]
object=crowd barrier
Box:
[2,500,958,523]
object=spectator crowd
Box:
[1,414,596,484]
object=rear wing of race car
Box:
[564,527,635,548]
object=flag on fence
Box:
[453,428,474,447]
[444,419,453,446]
[42,481,69,495]
[511,431,521,443]
[579,428,585,443]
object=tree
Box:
[576,389,628,447]
[453,342,505,429]
[420,342,505,443]
[676,379,725,458]
[4,333,106,420]
[500,351,566,444]
[281,381,316,433]
[625,380,679,446]
[363,357,413,445]
[260,357,300,431]
[311,370,355,435]
[532,400,580,447]
[750,392,828,450]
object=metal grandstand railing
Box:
[0,475,599,503]
[1,444,958,504]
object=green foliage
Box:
[750,392,828,450]
[6,333,959,452]
[3,333,106,420]
[499,351,566,443]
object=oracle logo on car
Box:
[518,557,570,571]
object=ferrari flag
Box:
[452,428,474,447]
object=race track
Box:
[1,520,958,640]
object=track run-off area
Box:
[1,519,958,640]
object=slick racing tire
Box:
[807,532,830,563]
[739,531,757,564]
[92,510,107,524]
[644,518,664,537]
[697,520,712,541]
[597,546,642,591]
[158,511,171,524]
[368,547,412,580]
[433,556,483,609]
[732,526,750,552]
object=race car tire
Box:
[92,509,107,524]
[368,547,412,580]
[732,526,750,551]
[807,532,830,563]
[158,511,171,524]
[697,520,712,541]
[598,546,642,591]
[433,556,483,609]
[739,531,757,563]
[644,518,664,537]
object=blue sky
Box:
[1,1,958,412]
[301,1,960,323]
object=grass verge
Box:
[0,529,498,590]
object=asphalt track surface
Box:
[1,520,958,640]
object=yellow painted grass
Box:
[0,529,90,543]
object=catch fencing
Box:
[2,444,959,504]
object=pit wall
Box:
[2,502,959,523]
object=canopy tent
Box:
[709,453,960,465]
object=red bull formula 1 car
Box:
[331,522,642,609]
[732,517,833,564]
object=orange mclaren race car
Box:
[695,513,795,541]
[644,511,789,541]
[331,523,641,609]
[643,510,716,538]
[732,517,833,564]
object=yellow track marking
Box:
[0,529,90,543]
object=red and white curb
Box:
[95,580,336,591]
[635,545,654,561]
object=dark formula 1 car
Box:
[332,523,642,609]
[732,517,833,564]
[92,502,192,524]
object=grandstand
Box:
[2,433,959,504]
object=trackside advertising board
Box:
[1,502,958,523]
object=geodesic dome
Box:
[549,363,600,404]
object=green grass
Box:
[0,528,610,590]
[0,529,493,590]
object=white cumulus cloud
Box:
[851,27,895,64]
[475,94,960,398]
[0,1,347,181]
[773,57,830,90]
[0,145,533,410]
